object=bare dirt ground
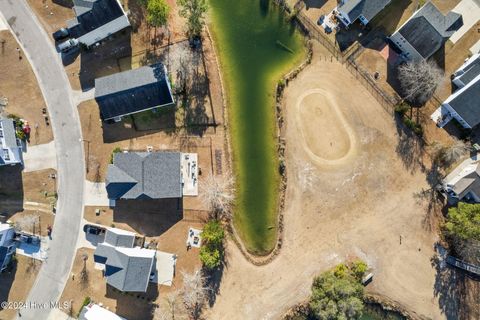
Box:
[205,43,453,319]
[0,167,57,221]
[0,30,52,145]
[0,255,41,320]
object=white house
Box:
[440,155,480,204]
[79,303,126,320]
[388,2,462,61]
[336,0,391,27]
[0,118,23,166]
[433,53,480,129]
[0,223,16,272]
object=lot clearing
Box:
[0,30,52,145]
[205,43,454,319]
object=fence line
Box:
[294,10,400,114]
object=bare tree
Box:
[431,139,469,167]
[80,253,89,287]
[200,173,235,220]
[181,269,209,319]
[15,214,39,234]
[398,59,444,105]
[153,290,187,320]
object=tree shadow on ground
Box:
[431,244,462,320]
[413,162,448,232]
[106,282,158,320]
[113,199,183,237]
[303,0,326,10]
[102,116,167,143]
[78,32,133,91]
[394,113,426,172]
[0,258,16,311]
[205,259,225,308]
[127,0,145,33]
[0,165,24,216]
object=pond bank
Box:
[207,0,306,254]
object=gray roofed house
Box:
[436,53,480,129]
[106,151,182,205]
[67,0,130,47]
[388,1,462,61]
[441,155,480,204]
[0,118,23,166]
[94,63,174,121]
[337,0,391,27]
[93,228,155,292]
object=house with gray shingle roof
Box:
[94,63,174,122]
[67,0,130,47]
[388,1,462,61]
[94,228,156,292]
[0,118,23,166]
[337,0,391,27]
[440,155,480,204]
[106,151,182,206]
[435,53,480,129]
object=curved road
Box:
[0,0,85,319]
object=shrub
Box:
[16,129,26,141]
[403,117,423,136]
[445,203,480,241]
[394,102,410,116]
[199,220,225,270]
[110,147,122,164]
[309,269,364,320]
[199,246,222,269]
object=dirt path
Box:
[205,43,450,319]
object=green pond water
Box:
[208,0,305,254]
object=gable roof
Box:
[447,75,480,127]
[454,54,480,86]
[94,64,174,120]
[445,159,480,200]
[104,228,136,247]
[94,243,155,292]
[0,118,22,166]
[0,119,17,149]
[338,0,390,22]
[106,151,182,200]
[67,0,130,46]
[397,2,462,59]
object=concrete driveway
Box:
[450,0,480,43]
[0,1,86,319]
[84,180,109,206]
[23,141,57,172]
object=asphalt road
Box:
[0,1,85,319]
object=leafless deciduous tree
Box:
[398,59,444,105]
[431,139,469,167]
[181,269,209,319]
[200,173,235,220]
[15,215,39,234]
[152,290,187,320]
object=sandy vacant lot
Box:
[0,30,52,145]
[0,255,41,320]
[205,43,451,319]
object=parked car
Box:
[317,15,325,25]
[52,28,69,41]
[83,224,105,235]
[57,38,79,53]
